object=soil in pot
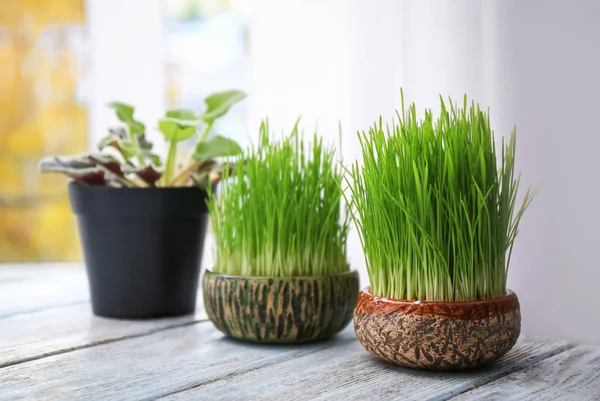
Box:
[354,288,521,370]
[69,181,210,319]
[203,270,359,343]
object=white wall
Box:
[390,0,600,344]
[495,0,600,344]
[86,0,600,343]
[86,0,166,153]
[250,0,600,343]
[247,0,349,141]
[394,0,600,344]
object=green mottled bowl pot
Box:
[354,288,521,370]
[203,270,359,343]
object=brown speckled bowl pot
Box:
[354,288,521,370]
[203,270,359,343]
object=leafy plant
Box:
[347,92,537,302]
[209,120,350,277]
[39,90,246,189]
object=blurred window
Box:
[0,0,250,263]
[165,0,251,151]
[0,0,88,262]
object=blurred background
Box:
[1,0,599,343]
[0,0,250,262]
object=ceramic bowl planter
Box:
[346,93,535,371]
[354,288,521,370]
[204,125,357,343]
[203,270,359,343]
[69,182,210,319]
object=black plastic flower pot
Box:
[68,181,210,319]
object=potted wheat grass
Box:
[203,121,359,343]
[348,94,537,369]
[39,90,246,319]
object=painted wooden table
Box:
[1,265,599,401]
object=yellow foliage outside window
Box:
[0,0,86,262]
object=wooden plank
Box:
[160,332,573,401]
[452,345,600,401]
[0,300,207,368]
[0,265,89,318]
[0,263,80,283]
[0,247,215,318]
[0,322,356,401]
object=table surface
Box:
[1,265,599,401]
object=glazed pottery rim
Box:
[204,269,358,281]
[359,286,517,306]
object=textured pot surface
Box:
[354,288,521,370]
[203,270,359,343]
[69,182,210,319]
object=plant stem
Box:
[124,125,144,166]
[199,122,213,143]
[163,139,178,186]
[169,122,213,187]
[171,161,200,186]
[135,143,144,166]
